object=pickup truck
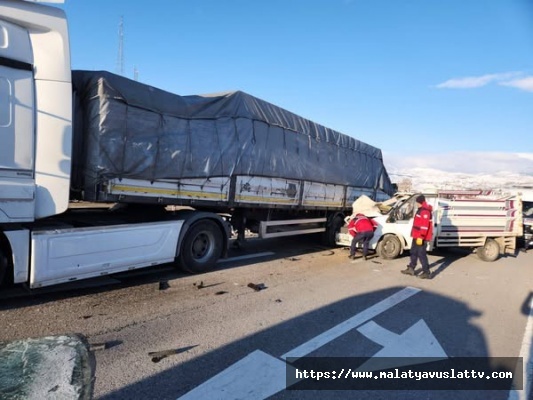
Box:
[337,191,523,262]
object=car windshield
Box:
[524,201,533,217]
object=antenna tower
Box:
[116,16,125,76]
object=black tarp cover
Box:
[71,71,394,200]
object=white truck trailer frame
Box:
[337,190,523,262]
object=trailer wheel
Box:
[179,220,224,273]
[477,238,500,262]
[0,248,8,287]
[322,215,345,247]
[376,234,402,259]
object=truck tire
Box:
[0,248,8,287]
[179,220,224,273]
[376,234,402,259]
[322,215,345,247]
[477,238,500,262]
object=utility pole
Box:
[116,16,124,76]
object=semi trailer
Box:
[0,0,394,288]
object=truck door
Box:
[0,18,35,222]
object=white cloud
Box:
[499,76,533,92]
[435,72,521,89]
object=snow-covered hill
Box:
[384,152,533,192]
[387,167,533,192]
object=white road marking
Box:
[178,286,422,400]
[508,296,533,400]
[178,350,293,400]
[282,286,421,360]
[356,319,447,372]
[217,252,275,263]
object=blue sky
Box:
[58,0,533,175]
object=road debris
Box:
[88,340,121,352]
[284,257,300,261]
[215,291,228,296]
[149,345,198,363]
[193,281,205,289]
[247,283,267,291]
[0,334,95,399]
[88,343,107,352]
[159,281,170,291]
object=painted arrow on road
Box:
[355,319,447,372]
[178,286,425,400]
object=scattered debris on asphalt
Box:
[275,299,282,303]
[81,313,110,319]
[149,345,198,363]
[193,281,205,289]
[215,291,228,295]
[89,343,107,352]
[284,257,300,261]
[247,283,266,291]
[194,281,223,290]
[0,335,95,399]
[89,340,121,352]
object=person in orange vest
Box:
[347,213,378,260]
[401,194,433,279]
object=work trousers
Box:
[409,240,430,273]
[350,231,374,257]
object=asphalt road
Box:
[1,237,532,400]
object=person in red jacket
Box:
[401,194,433,279]
[347,213,378,260]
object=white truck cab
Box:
[0,0,71,222]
